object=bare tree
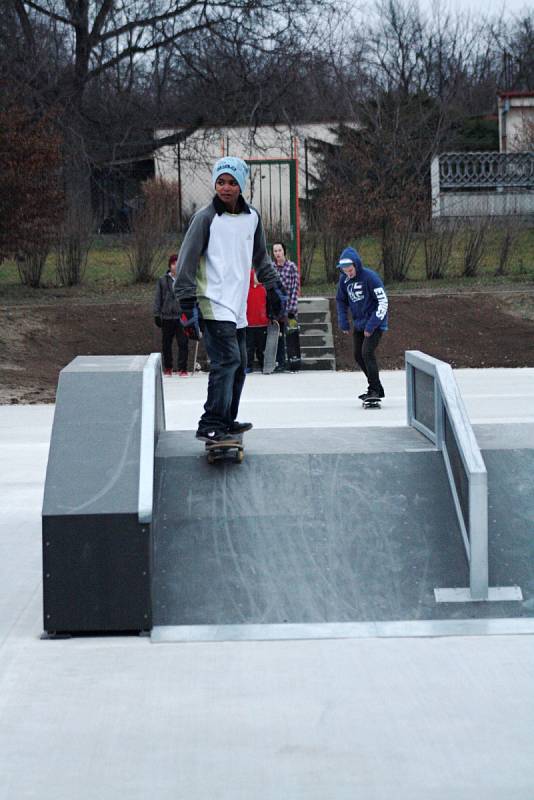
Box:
[0,105,63,286]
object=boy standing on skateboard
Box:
[336,246,388,402]
[173,156,286,443]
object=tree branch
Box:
[87,21,218,80]
[11,0,37,49]
[21,0,72,26]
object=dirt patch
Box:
[1,292,534,404]
[332,292,534,371]
[0,302,209,404]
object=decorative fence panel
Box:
[437,152,534,190]
[431,152,534,219]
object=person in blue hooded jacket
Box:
[335,246,388,401]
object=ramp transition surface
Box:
[152,426,533,628]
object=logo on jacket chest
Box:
[348,282,364,303]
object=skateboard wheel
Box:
[207,452,215,464]
[236,449,244,463]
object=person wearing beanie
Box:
[271,241,300,372]
[174,156,287,443]
[335,246,388,401]
[153,254,189,377]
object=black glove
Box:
[179,297,202,341]
[154,315,162,328]
[266,284,288,319]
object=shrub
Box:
[423,221,457,280]
[125,179,180,283]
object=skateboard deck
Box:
[362,398,381,409]
[286,318,301,372]
[187,340,200,374]
[263,320,280,374]
[205,435,244,464]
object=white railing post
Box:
[405,351,522,603]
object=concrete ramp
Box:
[152,426,474,628]
[474,423,534,606]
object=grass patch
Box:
[301,227,534,295]
[1,228,533,302]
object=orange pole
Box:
[293,137,302,290]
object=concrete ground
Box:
[1,366,534,799]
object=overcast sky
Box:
[418,0,530,18]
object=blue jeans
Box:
[198,320,247,432]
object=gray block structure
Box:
[42,355,164,634]
[40,353,533,638]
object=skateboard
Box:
[190,340,201,373]
[362,398,381,409]
[263,320,280,374]
[286,317,301,372]
[205,434,244,464]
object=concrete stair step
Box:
[299,355,336,371]
[299,322,330,334]
[296,298,336,370]
[300,333,334,347]
[298,297,330,313]
[301,346,336,358]
[298,311,330,324]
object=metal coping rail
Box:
[138,353,165,525]
[405,350,521,603]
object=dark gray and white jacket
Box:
[174,195,278,329]
[153,272,180,320]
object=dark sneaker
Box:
[195,429,235,443]
[360,387,384,400]
[229,421,253,434]
[365,389,380,401]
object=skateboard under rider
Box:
[205,433,244,464]
[362,397,381,409]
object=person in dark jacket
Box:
[153,254,189,376]
[336,246,388,401]
[271,241,299,372]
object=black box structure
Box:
[42,355,164,634]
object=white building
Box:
[154,122,345,224]
[431,93,534,222]
[498,91,534,152]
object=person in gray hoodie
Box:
[153,253,189,376]
[173,156,286,443]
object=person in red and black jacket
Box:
[245,268,269,372]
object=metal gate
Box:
[246,157,300,272]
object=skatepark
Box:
[1,360,534,798]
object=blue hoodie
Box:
[335,247,388,333]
